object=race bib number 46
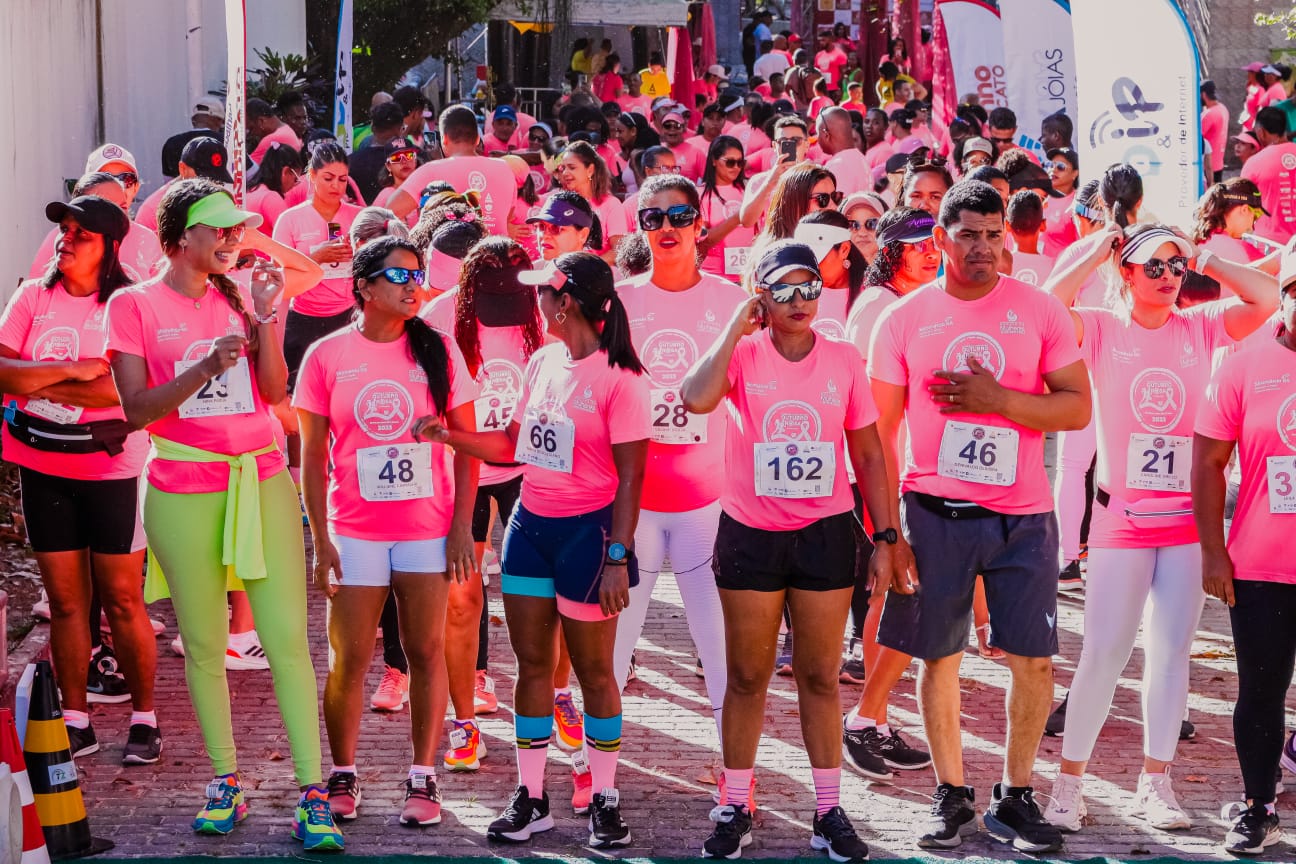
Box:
[515,409,575,473]
[937,421,1018,486]
[175,358,255,419]
[650,388,707,445]
[1126,434,1191,492]
[754,441,835,498]
[356,443,434,502]
[1267,455,1296,514]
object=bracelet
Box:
[253,310,279,325]
[1194,249,1214,274]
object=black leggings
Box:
[1231,579,1296,804]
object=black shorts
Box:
[283,308,355,389]
[877,491,1060,660]
[471,475,523,542]
[713,510,859,593]
[19,467,142,555]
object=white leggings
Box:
[1052,418,1097,565]
[1060,543,1205,764]
[613,501,727,740]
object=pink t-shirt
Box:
[1267,82,1289,106]
[1077,303,1234,548]
[292,323,476,541]
[397,156,518,236]
[814,48,848,90]
[824,148,872,197]
[1010,249,1056,287]
[512,343,651,518]
[1050,239,1112,309]
[250,124,302,166]
[863,140,894,178]
[0,281,149,480]
[1240,142,1296,244]
[618,272,746,512]
[811,286,851,342]
[29,222,163,283]
[721,329,878,530]
[1202,231,1264,266]
[545,191,628,253]
[245,184,289,235]
[1196,338,1296,583]
[616,95,653,116]
[105,278,286,493]
[272,201,363,317]
[1041,192,1078,257]
[730,123,771,155]
[699,185,754,277]
[869,276,1084,514]
[808,96,834,120]
[668,142,707,182]
[1201,103,1229,174]
[846,286,902,362]
[134,181,170,233]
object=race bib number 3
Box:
[175,358,255,419]
[937,421,1019,486]
[357,443,434,502]
[474,394,517,431]
[754,441,835,498]
[515,409,575,473]
[650,388,707,445]
[1267,455,1296,514]
[1126,434,1191,492]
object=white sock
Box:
[332,764,357,776]
[844,708,874,731]
[409,764,436,779]
[130,711,157,728]
[64,710,90,730]
[876,723,892,737]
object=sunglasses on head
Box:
[195,223,245,244]
[638,204,698,231]
[849,218,879,232]
[809,191,844,208]
[387,150,416,165]
[364,267,425,285]
[1139,256,1189,279]
[719,157,746,168]
[110,171,140,187]
[648,164,681,174]
[662,121,685,131]
[763,280,824,303]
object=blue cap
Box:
[753,241,821,286]
[526,195,593,229]
[495,104,518,123]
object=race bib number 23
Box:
[175,358,255,419]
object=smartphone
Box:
[779,137,799,163]
[327,222,343,241]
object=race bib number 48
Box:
[754,441,835,498]
[650,388,707,445]
[937,421,1019,486]
[356,443,434,502]
[1126,434,1191,492]
[1267,455,1296,514]
[175,358,255,419]
[515,409,575,473]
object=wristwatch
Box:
[606,542,628,565]
[871,528,899,545]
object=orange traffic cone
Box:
[21,661,111,860]
[0,708,49,864]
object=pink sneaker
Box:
[474,670,498,715]
[571,750,593,815]
[370,666,410,712]
[400,774,442,825]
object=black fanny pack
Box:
[4,401,134,457]
[910,491,1001,520]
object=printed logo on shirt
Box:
[157,323,190,343]
[86,307,107,332]
[1178,340,1200,368]
[181,340,214,362]
[812,318,846,340]
[642,329,699,387]
[762,399,823,442]
[226,313,243,336]
[33,327,79,361]
[917,316,955,340]
[1254,372,1292,394]
[999,309,1025,335]
[942,332,1007,380]
[573,385,597,413]
[336,362,369,383]
[1129,367,1185,433]
[353,379,415,441]
[1283,153,1296,171]
[410,367,428,384]
[479,358,524,404]
[820,378,841,406]
[1278,393,1296,452]
[468,171,488,192]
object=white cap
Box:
[707,64,730,81]
[193,99,225,121]
[793,223,853,261]
[1118,227,1195,266]
[85,143,137,174]
[1280,247,1296,291]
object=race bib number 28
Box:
[650,388,707,445]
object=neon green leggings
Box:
[143,470,321,786]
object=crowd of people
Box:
[6,19,1296,860]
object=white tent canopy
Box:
[488,0,689,27]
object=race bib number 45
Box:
[356,443,434,502]
[754,441,834,498]
[1267,455,1296,514]
[1126,434,1191,492]
[175,358,255,419]
[650,388,707,445]
[474,394,517,432]
[937,421,1018,486]
[515,409,575,473]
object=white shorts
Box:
[330,534,448,587]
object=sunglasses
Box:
[195,223,245,244]
[109,171,140,187]
[661,121,685,131]
[849,218,879,232]
[1140,256,1189,279]
[763,280,824,303]
[647,164,681,175]
[638,205,699,231]
[387,150,416,165]
[809,191,844,208]
[364,267,426,285]
[719,157,746,168]
[989,136,1014,147]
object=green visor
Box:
[185,192,263,230]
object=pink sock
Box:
[587,744,620,791]
[723,767,753,807]
[812,767,841,815]
[516,745,547,798]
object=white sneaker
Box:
[483,548,501,579]
[1043,772,1086,832]
[31,590,50,622]
[225,632,270,670]
[1136,770,1191,830]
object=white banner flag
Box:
[333,0,354,152]
[937,0,1009,111]
[224,0,247,204]
[999,0,1076,157]
[1073,0,1203,228]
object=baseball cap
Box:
[772,98,796,115]
[1118,226,1194,266]
[876,210,936,246]
[180,137,234,183]
[1243,62,1265,73]
[183,191,263,230]
[526,195,593,229]
[663,111,686,126]
[1262,65,1280,76]
[494,104,518,123]
[1232,131,1262,149]
[884,151,914,174]
[193,99,226,122]
[753,241,822,286]
[381,137,419,158]
[475,261,539,327]
[707,64,730,81]
[963,137,994,159]
[793,223,853,261]
[45,195,131,243]
[85,143,137,174]
[1221,184,1269,216]
[1046,147,1079,170]
[518,253,616,312]
[1009,163,1064,198]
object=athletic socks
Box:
[514,713,553,798]
[130,711,158,728]
[844,708,889,737]
[332,763,357,776]
[64,710,90,730]
[722,767,753,807]
[584,713,623,791]
[812,766,841,815]
[409,764,436,780]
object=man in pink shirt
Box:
[1262,65,1290,108]
[658,111,707,181]
[814,31,848,98]
[1200,80,1230,183]
[818,108,872,197]
[248,98,303,166]
[986,107,1041,166]
[1241,62,1268,131]
[861,109,894,179]
[1241,107,1296,245]
[492,84,538,150]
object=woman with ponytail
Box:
[107,179,343,849]
[413,251,649,848]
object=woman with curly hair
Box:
[1192,177,1267,267]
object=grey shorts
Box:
[877,491,1060,660]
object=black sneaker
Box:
[776,631,794,676]
[488,785,554,843]
[1180,717,1196,741]
[121,723,161,765]
[983,783,1063,853]
[918,783,976,849]
[1044,694,1068,737]
[1223,802,1281,856]
[66,724,99,759]
[703,804,753,859]
[1058,559,1083,588]
[843,723,894,781]
[326,771,361,820]
[87,644,131,704]
[811,806,869,862]
[588,787,631,848]
[875,729,932,770]
[695,657,705,678]
[839,639,865,684]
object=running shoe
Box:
[839,638,865,684]
[444,720,486,772]
[626,652,637,683]
[588,787,631,848]
[193,775,247,835]
[1222,801,1280,856]
[66,724,99,759]
[714,772,759,813]
[326,771,361,820]
[31,590,49,622]
[400,773,442,825]
[875,728,931,770]
[1181,716,1196,741]
[171,634,185,657]
[571,749,593,814]
[1283,730,1296,775]
[811,806,870,862]
[474,670,498,715]
[917,783,977,849]
[487,785,554,843]
[553,690,583,751]
[842,723,894,781]
[983,783,1062,853]
[225,633,270,670]
[483,547,502,577]
[1136,771,1191,830]
[703,804,753,859]
[370,665,410,712]
[121,723,162,765]
[775,631,794,677]
[1043,772,1086,832]
[1058,559,1083,589]
[695,656,705,678]
[87,644,131,704]
[293,786,344,851]
[1044,693,1068,737]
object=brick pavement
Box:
[59,554,1277,861]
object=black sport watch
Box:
[871,528,899,545]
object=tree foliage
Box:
[1256,5,1296,39]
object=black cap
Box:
[381,137,419,158]
[1009,163,1064,198]
[753,241,821,286]
[772,98,796,115]
[45,195,130,243]
[475,262,539,328]
[876,209,936,246]
[181,137,234,183]
[884,151,914,174]
[1222,184,1269,216]
[519,252,616,312]
[1046,147,1079,170]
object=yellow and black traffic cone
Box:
[1,707,51,864]
[21,661,111,860]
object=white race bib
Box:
[356,443,434,501]
[724,247,751,277]
[323,262,352,280]
[24,399,83,425]
[1267,455,1296,514]
[175,358,255,419]
[937,421,1019,486]
[754,441,835,498]
[1126,434,1191,492]
[649,388,707,445]
[515,408,575,473]
[474,393,517,432]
